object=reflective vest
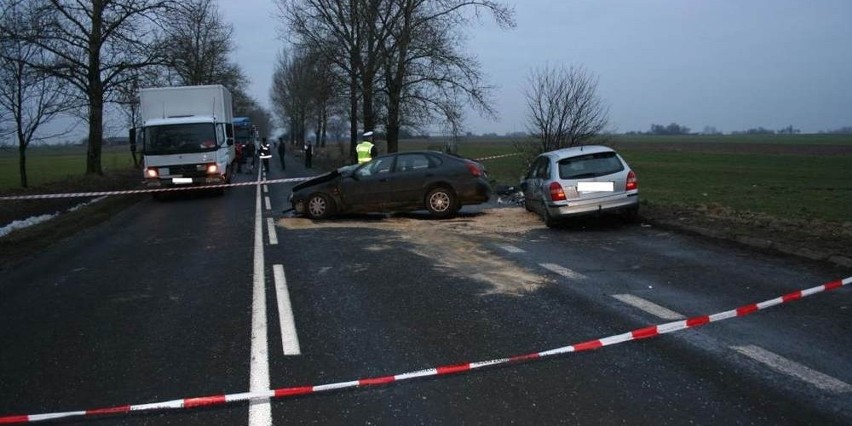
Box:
[356,141,374,164]
[259,144,272,159]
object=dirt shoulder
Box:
[640,202,852,268]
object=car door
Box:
[340,155,397,210]
[522,156,550,212]
[388,153,435,206]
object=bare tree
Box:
[279,0,514,156]
[524,64,609,154]
[271,49,311,145]
[0,0,76,187]
[10,0,172,176]
[278,0,386,159]
[380,0,514,153]
[161,0,241,87]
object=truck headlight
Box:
[145,168,158,178]
[206,164,219,174]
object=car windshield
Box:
[558,152,624,179]
[355,157,394,177]
[144,123,218,155]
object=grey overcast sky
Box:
[220,0,852,135]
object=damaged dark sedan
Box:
[288,151,493,219]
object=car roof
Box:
[543,145,615,160]
[372,150,453,160]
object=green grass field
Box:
[617,150,850,222]
[0,145,136,188]
[397,134,852,223]
[2,135,850,223]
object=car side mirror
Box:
[226,138,234,146]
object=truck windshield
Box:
[144,123,218,155]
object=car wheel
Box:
[425,187,457,218]
[542,205,559,228]
[524,196,533,212]
[306,193,335,219]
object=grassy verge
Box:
[0,145,136,189]
[617,150,850,223]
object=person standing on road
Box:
[259,137,272,173]
[356,131,378,164]
[244,140,256,174]
[304,141,313,169]
[235,141,244,173]
[278,138,286,170]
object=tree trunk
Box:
[386,92,400,154]
[86,0,105,176]
[362,80,374,135]
[87,96,104,175]
[349,74,359,162]
[320,107,327,148]
[18,140,28,188]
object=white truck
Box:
[135,85,236,194]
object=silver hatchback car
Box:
[520,145,638,227]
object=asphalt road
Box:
[1,152,850,425]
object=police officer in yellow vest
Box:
[356,131,378,164]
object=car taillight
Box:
[465,162,482,177]
[549,182,566,201]
[626,170,637,191]
[145,168,158,178]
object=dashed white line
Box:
[498,244,525,254]
[612,294,685,320]
[732,345,852,393]
[266,218,278,245]
[264,196,271,211]
[273,264,302,356]
[539,263,588,280]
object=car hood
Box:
[291,168,346,192]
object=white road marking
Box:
[266,218,278,245]
[264,196,271,211]
[249,181,272,426]
[612,294,685,320]
[273,264,302,356]
[539,263,588,280]
[498,244,525,254]
[732,345,852,393]
[263,185,268,194]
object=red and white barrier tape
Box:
[475,153,520,161]
[0,178,307,201]
[1,276,848,424]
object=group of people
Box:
[236,130,379,175]
[237,137,287,174]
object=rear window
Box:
[558,152,624,179]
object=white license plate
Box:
[172,177,193,184]
[578,181,614,192]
